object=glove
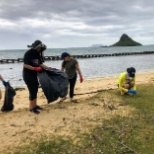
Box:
[34,67,42,72]
[2,80,7,86]
[128,89,137,94]
[80,75,83,83]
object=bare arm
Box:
[24,64,35,70]
[0,74,7,86]
[40,64,51,69]
[76,63,83,82]
[0,74,4,81]
[75,63,82,76]
[75,63,83,80]
[24,63,51,71]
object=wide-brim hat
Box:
[27,40,47,50]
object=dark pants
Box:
[69,74,77,98]
[23,75,39,101]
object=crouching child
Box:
[117,67,137,95]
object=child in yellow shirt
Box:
[117,67,137,95]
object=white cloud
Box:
[0,19,16,29]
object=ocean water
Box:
[0,45,154,87]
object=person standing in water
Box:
[61,52,83,102]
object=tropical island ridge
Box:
[111,33,142,46]
[91,33,142,47]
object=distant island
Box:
[91,44,107,48]
[111,34,142,46]
[90,44,108,48]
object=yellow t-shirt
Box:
[117,72,136,92]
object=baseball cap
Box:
[127,67,136,77]
[61,52,70,59]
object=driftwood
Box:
[74,88,115,96]
[14,87,26,91]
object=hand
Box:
[34,67,42,72]
[80,75,83,83]
[128,89,137,94]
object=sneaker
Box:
[34,105,43,110]
[29,108,40,114]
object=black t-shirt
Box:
[23,49,43,77]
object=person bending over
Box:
[61,52,83,102]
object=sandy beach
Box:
[0,71,154,153]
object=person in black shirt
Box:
[23,40,51,114]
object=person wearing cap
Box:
[60,52,83,102]
[117,67,137,95]
[23,40,51,114]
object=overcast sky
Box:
[0,0,154,49]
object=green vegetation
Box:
[112,34,142,46]
[15,83,154,154]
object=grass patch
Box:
[14,83,154,154]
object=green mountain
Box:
[112,34,142,46]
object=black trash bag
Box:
[1,82,16,112]
[38,68,68,103]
